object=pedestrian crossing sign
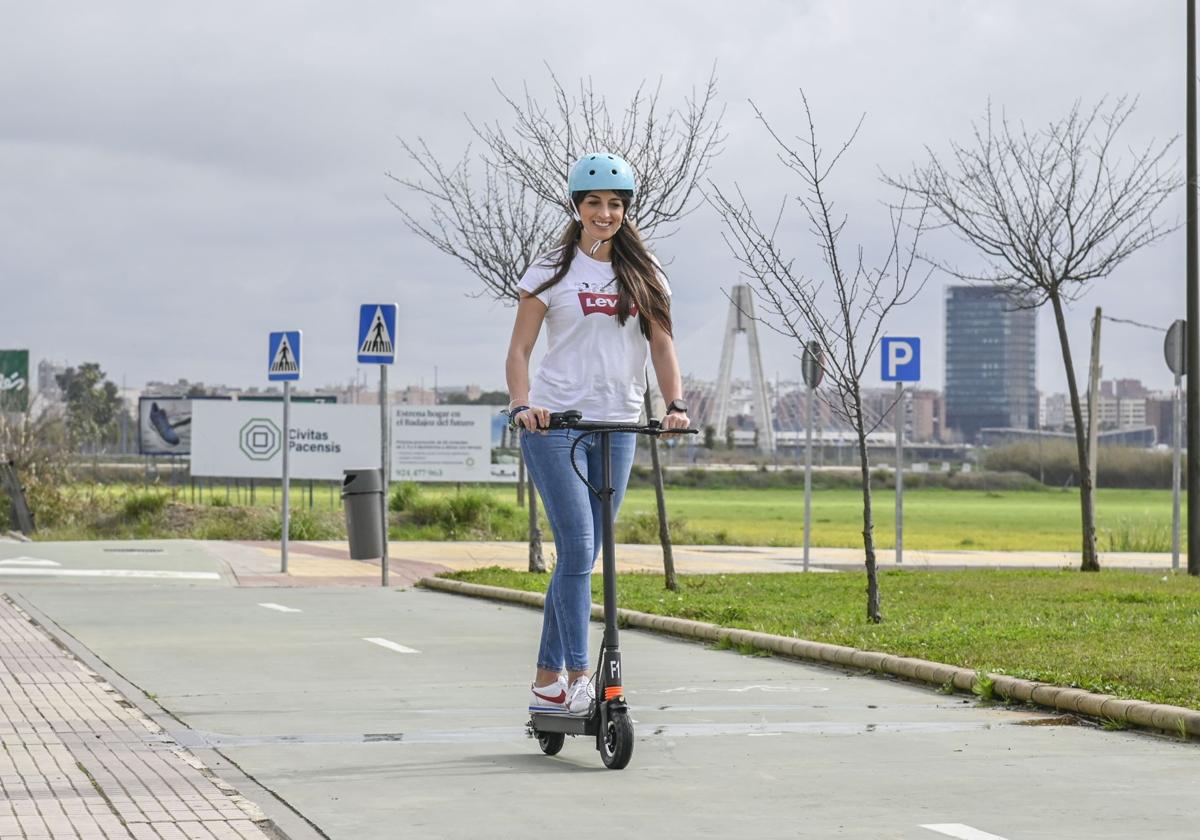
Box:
[268,331,302,381]
[357,303,398,364]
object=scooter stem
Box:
[599,432,619,649]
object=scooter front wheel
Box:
[599,711,634,769]
[537,731,565,756]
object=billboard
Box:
[240,394,338,404]
[138,397,195,455]
[191,401,379,480]
[138,395,337,456]
[0,350,29,412]
[392,404,517,483]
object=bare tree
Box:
[709,93,929,623]
[474,66,725,241]
[389,68,726,583]
[887,98,1179,572]
[388,145,561,304]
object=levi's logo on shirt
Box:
[578,291,637,318]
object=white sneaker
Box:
[529,675,568,715]
[565,676,595,716]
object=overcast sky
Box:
[1,1,1188,398]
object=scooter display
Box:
[526,409,697,770]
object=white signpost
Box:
[801,341,824,573]
[358,303,399,586]
[881,337,921,566]
[1166,320,1187,571]
[267,331,301,573]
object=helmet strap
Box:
[582,222,620,256]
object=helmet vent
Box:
[611,169,618,174]
[589,169,596,175]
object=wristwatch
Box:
[666,398,688,415]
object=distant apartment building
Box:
[36,359,65,402]
[908,389,944,443]
[852,387,942,443]
[1102,379,1149,399]
[1041,392,1068,430]
[943,286,1037,442]
[1078,379,1151,433]
[397,385,437,405]
[1146,393,1186,447]
[144,378,239,397]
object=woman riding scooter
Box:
[504,152,690,716]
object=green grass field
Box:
[447,566,1200,711]
[616,486,1179,552]
[34,481,1181,552]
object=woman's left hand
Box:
[660,412,691,433]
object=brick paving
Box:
[0,598,273,840]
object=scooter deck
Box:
[528,712,596,736]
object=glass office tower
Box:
[944,286,1037,442]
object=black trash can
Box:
[342,468,384,560]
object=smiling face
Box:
[576,190,626,245]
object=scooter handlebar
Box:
[546,410,698,435]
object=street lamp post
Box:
[1188,0,1199,575]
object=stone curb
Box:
[417,576,1200,740]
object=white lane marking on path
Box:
[0,557,60,567]
[0,568,219,580]
[921,824,1009,840]
[258,603,302,613]
[364,637,420,654]
[659,685,829,694]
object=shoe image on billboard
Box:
[150,402,180,445]
[138,397,194,455]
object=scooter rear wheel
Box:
[537,731,565,756]
[599,712,634,769]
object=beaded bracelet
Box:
[506,405,531,431]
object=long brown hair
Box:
[530,194,672,340]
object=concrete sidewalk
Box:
[0,596,272,840]
[210,539,1178,585]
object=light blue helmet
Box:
[567,152,636,198]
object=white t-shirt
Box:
[517,247,670,423]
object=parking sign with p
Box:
[881,337,921,382]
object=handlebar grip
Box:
[546,410,582,429]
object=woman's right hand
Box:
[512,404,552,433]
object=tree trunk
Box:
[1048,293,1100,571]
[644,384,677,591]
[854,400,882,623]
[527,472,546,572]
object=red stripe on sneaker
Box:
[532,688,567,704]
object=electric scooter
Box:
[526,409,697,770]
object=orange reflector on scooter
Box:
[604,686,623,700]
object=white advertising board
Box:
[392,405,517,483]
[191,401,380,480]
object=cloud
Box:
[1,0,1186,397]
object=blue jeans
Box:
[522,428,637,673]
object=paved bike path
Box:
[6,580,1196,840]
